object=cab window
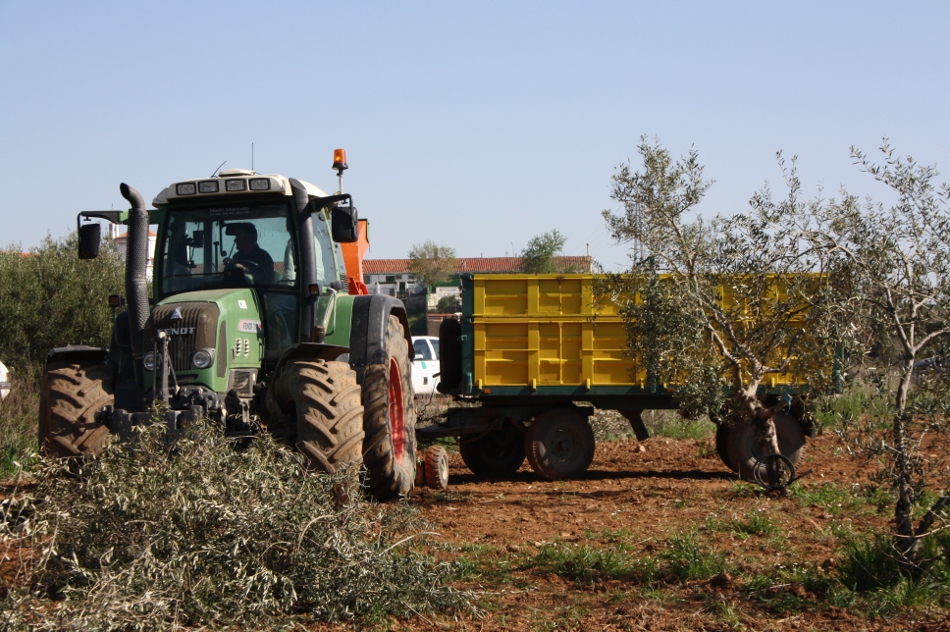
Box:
[159,203,297,295]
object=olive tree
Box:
[601,138,842,483]
[806,141,950,563]
[520,230,568,274]
[0,233,125,375]
[407,241,457,292]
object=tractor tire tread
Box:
[41,361,113,458]
[288,360,365,474]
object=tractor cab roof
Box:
[152,170,330,207]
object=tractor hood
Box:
[143,288,264,393]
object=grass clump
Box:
[834,529,950,616]
[705,509,777,538]
[526,542,656,584]
[1,418,468,630]
[661,530,727,581]
[523,530,729,587]
[536,543,628,582]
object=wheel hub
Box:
[388,357,406,462]
[550,428,578,462]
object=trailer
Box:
[418,274,814,481]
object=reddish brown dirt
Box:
[383,431,947,632]
[5,432,948,631]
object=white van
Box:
[411,336,440,396]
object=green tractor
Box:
[40,151,417,500]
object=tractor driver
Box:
[225,223,274,284]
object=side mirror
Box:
[78,223,102,259]
[331,205,359,243]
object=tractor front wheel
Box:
[40,361,113,458]
[285,359,365,474]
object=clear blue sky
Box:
[2,1,948,270]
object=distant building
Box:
[109,224,158,279]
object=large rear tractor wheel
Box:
[526,408,595,481]
[40,361,113,458]
[459,424,527,479]
[282,359,365,474]
[362,315,417,500]
[727,412,806,481]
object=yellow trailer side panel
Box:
[470,274,808,390]
[472,275,643,388]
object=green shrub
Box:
[0,372,39,478]
[0,233,124,375]
[1,419,468,629]
[644,409,715,440]
[434,294,460,313]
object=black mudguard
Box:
[46,345,109,367]
[348,293,412,385]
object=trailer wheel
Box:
[459,424,526,479]
[438,316,462,393]
[362,315,417,500]
[285,359,365,476]
[715,424,737,472]
[423,445,450,490]
[727,412,806,480]
[526,408,595,481]
[40,361,113,458]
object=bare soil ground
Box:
[5,420,948,631]
[384,427,947,632]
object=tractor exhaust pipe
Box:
[120,183,150,386]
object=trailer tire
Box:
[423,445,450,490]
[284,359,365,477]
[727,412,806,480]
[361,315,417,500]
[715,424,737,472]
[526,407,595,481]
[40,361,113,458]
[438,317,462,393]
[459,423,526,479]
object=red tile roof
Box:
[362,256,592,275]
